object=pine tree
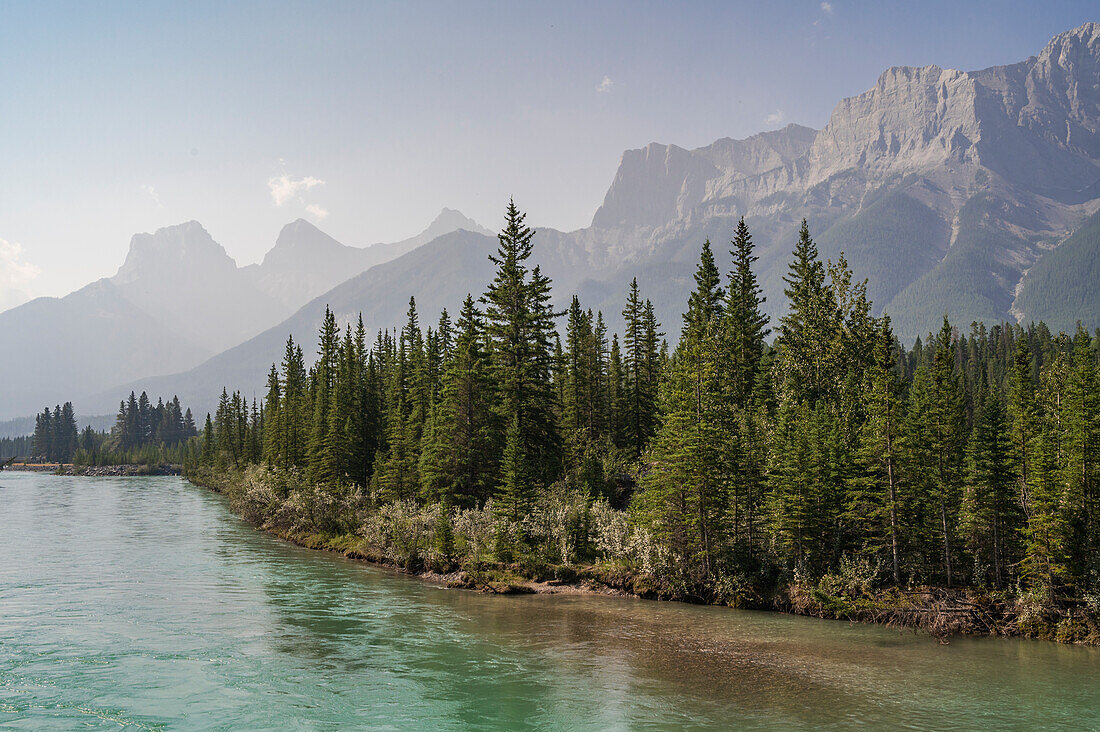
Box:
[308,307,341,482]
[724,217,770,407]
[482,199,560,521]
[962,391,1018,588]
[846,317,904,584]
[262,364,282,465]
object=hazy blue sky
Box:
[0,0,1095,305]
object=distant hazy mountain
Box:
[113,221,288,354]
[0,210,489,419]
[0,279,207,418]
[242,208,493,308]
[102,230,503,415]
[89,22,1100,418]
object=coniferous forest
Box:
[175,201,1100,640]
[25,393,198,466]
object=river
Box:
[1,472,1097,729]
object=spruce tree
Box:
[482,200,560,521]
[962,391,1018,588]
[419,295,500,506]
[636,241,729,584]
[724,217,770,407]
[778,220,837,404]
[262,364,282,465]
[1062,329,1100,588]
[308,307,341,482]
[903,319,966,586]
[846,317,904,584]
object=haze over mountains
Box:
[4,22,1099,423]
[0,209,491,419]
[241,209,492,309]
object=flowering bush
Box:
[589,499,632,563]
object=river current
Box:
[1,472,1097,729]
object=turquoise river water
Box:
[1,471,1097,729]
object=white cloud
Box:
[0,238,40,311]
[765,109,786,125]
[596,75,614,93]
[268,174,325,206]
[140,184,163,208]
[820,1,833,13]
[305,203,329,220]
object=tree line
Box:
[185,201,1098,604]
[31,403,78,463]
[0,435,32,460]
[25,392,198,466]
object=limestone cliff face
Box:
[583,23,1100,340]
[805,65,983,186]
[597,23,1100,234]
[806,22,1100,200]
[44,23,1100,418]
[591,125,816,229]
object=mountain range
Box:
[3,22,1099,422]
[0,209,490,419]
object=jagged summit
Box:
[8,23,1100,420]
[261,219,347,267]
[421,208,493,239]
[114,220,236,283]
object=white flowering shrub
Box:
[453,499,500,567]
[632,526,672,577]
[358,499,441,568]
[589,499,632,563]
[524,487,590,566]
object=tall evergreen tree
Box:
[724,217,770,407]
[481,200,560,521]
[846,317,904,584]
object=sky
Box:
[0,0,1095,306]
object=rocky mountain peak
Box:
[262,219,347,267]
[114,221,236,284]
[421,208,493,239]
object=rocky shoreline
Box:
[61,464,182,477]
[3,463,182,477]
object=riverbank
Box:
[59,464,181,477]
[184,467,1100,646]
[3,462,182,476]
[3,462,68,472]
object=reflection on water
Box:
[1,471,1097,730]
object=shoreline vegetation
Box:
[3,462,181,476]
[186,466,1098,644]
[22,201,1100,647]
